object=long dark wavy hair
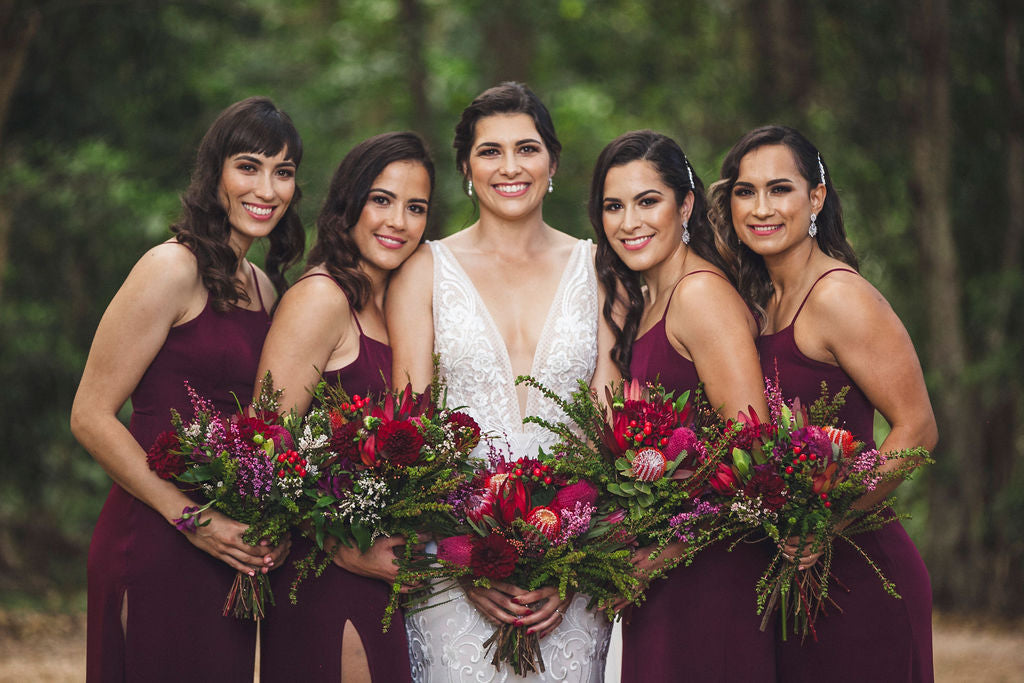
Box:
[589,130,726,378]
[305,131,435,310]
[707,125,858,321]
[453,81,561,190]
[171,96,304,310]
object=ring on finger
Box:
[554,607,564,616]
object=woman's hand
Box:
[183,508,282,574]
[612,542,686,612]
[781,535,824,571]
[330,535,418,590]
[461,580,571,639]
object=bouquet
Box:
[516,377,725,562]
[670,379,931,641]
[294,378,481,629]
[427,446,639,676]
[146,376,326,620]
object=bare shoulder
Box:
[279,270,351,318]
[672,268,750,323]
[391,242,435,286]
[803,268,903,346]
[125,241,202,300]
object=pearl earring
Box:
[808,212,818,238]
[466,179,473,197]
[548,177,554,193]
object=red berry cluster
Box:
[781,445,830,507]
[509,457,553,486]
[276,449,308,479]
[339,394,368,414]
[623,419,671,449]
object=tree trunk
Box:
[0,3,40,305]
[909,0,979,610]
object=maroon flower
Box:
[664,427,705,462]
[447,412,481,450]
[709,462,740,495]
[466,489,497,524]
[235,415,293,452]
[743,464,788,511]
[376,419,424,466]
[147,431,185,480]
[329,420,362,463]
[470,534,519,579]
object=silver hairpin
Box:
[686,160,695,189]
[817,153,826,186]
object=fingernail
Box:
[526,628,534,634]
[248,569,255,577]
[524,609,534,615]
[511,598,521,605]
[513,619,522,627]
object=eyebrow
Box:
[232,154,296,169]
[475,137,542,149]
[734,178,792,188]
[603,189,664,203]
[370,188,431,205]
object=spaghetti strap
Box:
[294,272,366,335]
[791,267,857,324]
[247,262,266,312]
[661,269,731,321]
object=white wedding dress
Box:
[407,239,612,682]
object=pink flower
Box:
[437,535,475,567]
[550,480,598,513]
[709,462,740,495]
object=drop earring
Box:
[547,177,554,193]
[808,212,818,238]
[466,179,473,197]
[681,220,691,245]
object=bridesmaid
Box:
[70,97,302,682]
[709,124,936,682]
[257,132,434,682]
[590,130,773,682]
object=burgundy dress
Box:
[87,264,270,683]
[622,272,776,683]
[259,273,411,682]
[757,268,933,682]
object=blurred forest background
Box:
[0,0,1021,623]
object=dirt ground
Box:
[1,610,1022,682]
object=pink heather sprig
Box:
[486,438,507,469]
[203,418,228,456]
[235,450,274,500]
[554,501,596,545]
[185,381,216,415]
[670,500,723,542]
[764,374,784,424]
[850,448,883,474]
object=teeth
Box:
[243,203,273,217]
[376,235,404,245]
[495,183,528,193]
[623,236,651,245]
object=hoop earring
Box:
[547,177,554,193]
[808,212,818,238]
[681,220,691,245]
[466,179,473,197]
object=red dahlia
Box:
[447,411,481,450]
[146,431,185,480]
[376,419,424,466]
[470,534,519,580]
[329,420,362,462]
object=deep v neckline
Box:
[433,240,580,423]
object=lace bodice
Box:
[431,239,598,461]
[409,238,610,682]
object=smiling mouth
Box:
[374,234,406,249]
[493,183,530,196]
[242,202,275,219]
[748,224,783,234]
[621,235,653,250]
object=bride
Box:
[388,82,618,682]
